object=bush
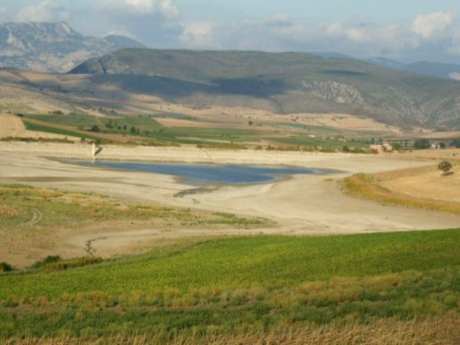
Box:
[438,161,454,176]
[414,139,431,150]
[0,262,14,273]
[32,256,62,269]
[43,257,103,272]
[31,256,103,271]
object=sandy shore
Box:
[1,142,459,263]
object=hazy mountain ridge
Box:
[0,22,145,72]
[368,57,460,81]
[70,49,460,129]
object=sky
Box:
[2,0,460,63]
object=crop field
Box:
[21,114,373,151]
[1,229,459,344]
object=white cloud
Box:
[101,0,178,17]
[324,23,373,43]
[180,22,215,48]
[447,29,460,55]
[9,2,460,63]
[412,11,455,39]
[16,0,69,22]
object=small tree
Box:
[0,262,14,273]
[438,160,454,176]
[414,139,431,150]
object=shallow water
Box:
[78,160,338,185]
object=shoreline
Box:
[2,142,460,264]
[0,141,364,167]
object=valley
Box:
[0,16,460,345]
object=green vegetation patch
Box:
[272,135,371,152]
[0,230,459,339]
[0,184,268,231]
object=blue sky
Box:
[176,0,459,22]
[2,0,460,63]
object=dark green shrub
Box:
[44,257,103,272]
[414,139,431,150]
[32,255,62,269]
[0,262,14,273]
[450,139,460,148]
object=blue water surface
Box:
[82,160,338,185]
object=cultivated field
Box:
[1,230,459,344]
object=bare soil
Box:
[1,142,460,266]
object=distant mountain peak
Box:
[0,22,145,73]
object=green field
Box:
[1,229,459,341]
[22,114,374,152]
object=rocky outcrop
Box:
[0,22,144,73]
[302,81,364,105]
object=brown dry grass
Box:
[343,164,460,215]
[3,315,459,345]
[0,204,18,217]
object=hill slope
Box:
[71,49,460,129]
[369,57,460,81]
[0,22,145,72]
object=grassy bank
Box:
[342,167,460,215]
[0,184,267,231]
[0,184,270,268]
[1,230,459,342]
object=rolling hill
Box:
[1,48,460,131]
[369,57,460,81]
[70,49,460,129]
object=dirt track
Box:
[1,142,460,264]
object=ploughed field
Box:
[1,229,459,344]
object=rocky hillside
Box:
[0,22,144,72]
[71,49,460,129]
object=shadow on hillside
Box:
[92,74,288,98]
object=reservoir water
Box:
[78,160,338,185]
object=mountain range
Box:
[368,58,460,81]
[1,22,460,130]
[0,22,144,72]
[69,49,460,129]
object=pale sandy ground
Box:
[0,114,79,141]
[381,168,460,203]
[1,142,460,263]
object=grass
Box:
[3,316,459,345]
[272,135,371,152]
[22,113,375,152]
[0,184,268,230]
[0,229,459,341]
[342,168,460,215]
[0,184,270,270]
[23,114,260,147]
